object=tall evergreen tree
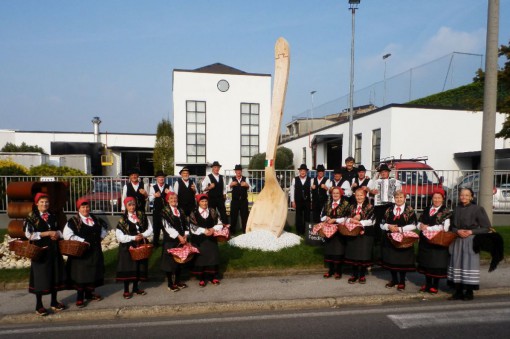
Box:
[153,119,174,175]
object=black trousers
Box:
[312,200,326,223]
[374,204,391,244]
[230,199,249,233]
[295,200,311,235]
[209,197,228,224]
[152,209,163,246]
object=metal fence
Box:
[1,169,509,215]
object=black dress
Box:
[24,211,66,294]
[321,200,349,264]
[160,206,188,273]
[115,212,150,281]
[417,205,452,278]
[65,214,106,288]
[380,204,417,271]
[344,201,375,267]
[189,208,220,275]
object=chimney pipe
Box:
[92,116,101,143]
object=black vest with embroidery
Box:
[231,176,248,201]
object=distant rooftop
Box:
[174,63,270,77]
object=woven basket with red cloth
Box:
[312,222,338,238]
[388,231,419,249]
[9,240,46,261]
[213,225,230,243]
[338,222,363,237]
[168,243,200,264]
[423,230,457,247]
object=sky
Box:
[0,0,509,134]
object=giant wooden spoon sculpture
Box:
[246,37,290,237]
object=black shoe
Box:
[463,291,474,301]
[448,292,464,300]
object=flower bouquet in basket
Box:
[168,243,200,264]
[388,231,419,249]
[213,224,230,243]
[312,222,338,238]
[422,229,457,247]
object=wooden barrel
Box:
[6,182,37,200]
[7,201,34,219]
[8,220,27,239]
[7,181,69,210]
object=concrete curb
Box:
[2,287,509,325]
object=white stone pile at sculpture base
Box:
[228,230,301,252]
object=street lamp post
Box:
[310,90,316,133]
[347,0,360,157]
[383,53,391,106]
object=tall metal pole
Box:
[348,1,359,157]
[479,0,499,223]
[310,90,316,133]
[383,53,391,106]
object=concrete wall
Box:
[0,152,48,168]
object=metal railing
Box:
[1,169,509,215]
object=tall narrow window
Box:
[186,100,206,163]
[302,147,306,164]
[372,129,381,169]
[354,133,362,164]
[240,103,260,166]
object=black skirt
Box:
[323,233,346,264]
[29,241,66,294]
[66,243,104,288]
[160,238,181,273]
[116,243,149,281]
[380,233,416,271]
[417,234,449,278]
[344,234,374,266]
[192,235,220,268]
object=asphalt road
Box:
[1,296,509,338]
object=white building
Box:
[0,119,155,175]
[173,63,271,175]
[280,104,510,172]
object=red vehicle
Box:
[380,157,444,209]
[78,178,127,212]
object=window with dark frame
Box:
[186,100,206,164]
[302,147,306,164]
[372,129,381,169]
[355,133,362,164]
[240,103,260,166]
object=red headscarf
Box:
[166,191,177,202]
[123,196,136,207]
[195,193,208,204]
[432,188,446,199]
[76,198,90,209]
[34,193,49,204]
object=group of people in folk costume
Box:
[291,157,493,300]
[22,157,495,316]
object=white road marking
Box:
[388,308,510,329]
[1,301,510,335]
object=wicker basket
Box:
[129,240,154,261]
[59,240,89,257]
[170,244,196,264]
[428,231,457,247]
[388,235,418,249]
[338,223,362,237]
[11,240,46,261]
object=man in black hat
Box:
[311,164,331,223]
[228,164,251,234]
[148,170,172,247]
[341,156,358,184]
[290,164,311,235]
[350,164,372,203]
[330,167,352,203]
[122,168,148,212]
[173,167,197,217]
[201,161,228,223]
[368,163,401,243]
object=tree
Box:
[248,146,294,170]
[0,159,28,175]
[1,142,46,154]
[153,119,174,175]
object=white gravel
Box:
[228,230,302,252]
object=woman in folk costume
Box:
[320,187,349,280]
[344,188,375,284]
[115,196,153,299]
[380,190,417,291]
[189,194,224,287]
[416,188,452,294]
[24,193,66,316]
[160,192,189,292]
[63,198,107,308]
[447,188,491,301]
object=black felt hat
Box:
[234,164,243,171]
[377,163,391,172]
[154,170,166,177]
[211,161,222,168]
[298,164,309,171]
[357,165,367,172]
[316,164,326,172]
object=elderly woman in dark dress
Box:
[447,188,491,301]
[380,190,417,291]
[344,188,375,284]
[24,193,66,316]
[189,194,223,287]
[115,196,153,299]
[320,187,349,280]
[417,188,452,294]
[160,192,189,292]
[63,198,107,307]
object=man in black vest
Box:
[290,164,311,235]
[149,171,171,247]
[341,156,358,184]
[330,167,352,203]
[201,161,228,223]
[350,164,372,203]
[173,167,197,217]
[122,168,148,212]
[228,164,251,234]
[311,164,331,223]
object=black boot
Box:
[448,284,464,300]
